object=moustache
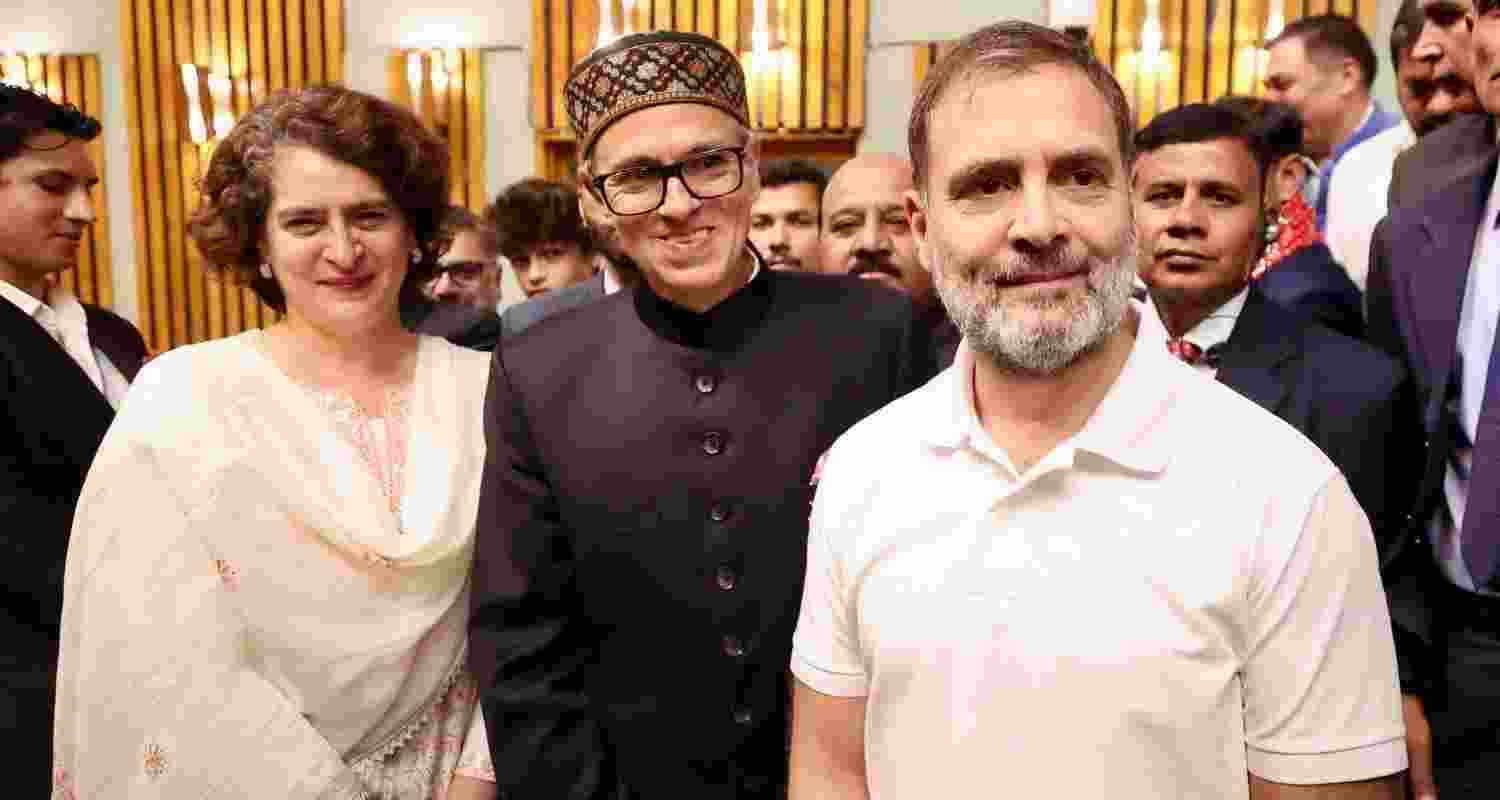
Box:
[1417,113,1454,136]
[970,247,1098,288]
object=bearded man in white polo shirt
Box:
[788,20,1407,800]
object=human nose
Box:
[853,219,890,256]
[431,273,458,298]
[64,186,95,226]
[323,222,360,269]
[1008,180,1063,252]
[1164,194,1207,238]
[656,172,703,220]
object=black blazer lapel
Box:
[1215,288,1297,416]
[0,300,115,471]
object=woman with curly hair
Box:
[51,86,496,799]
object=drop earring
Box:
[1253,208,1282,280]
[259,263,273,280]
[410,248,421,265]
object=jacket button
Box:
[695,373,717,394]
[702,431,725,455]
[723,635,746,658]
[733,707,753,725]
[709,502,730,523]
[715,565,738,591]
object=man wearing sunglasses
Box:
[469,30,920,800]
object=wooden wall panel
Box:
[532,0,866,162]
[0,54,113,308]
[388,49,488,213]
[121,0,341,352]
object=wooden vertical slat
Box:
[324,0,343,81]
[1208,0,1233,100]
[128,0,170,348]
[826,0,845,128]
[44,55,64,103]
[781,0,803,129]
[697,0,715,35]
[1094,0,1117,76]
[304,0,325,84]
[389,51,411,107]
[81,55,111,307]
[848,0,865,129]
[1182,0,1209,102]
[465,49,486,213]
[1112,0,1138,124]
[654,0,672,29]
[631,0,650,35]
[721,0,740,56]
[676,0,694,31]
[267,0,285,91]
[531,0,549,128]
[551,0,569,133]
[1357,0,1378,40]
[804,0,823,128]
[1232,0,1262,95]
[195,0,220,341]
[248,0,268,103]
[575,0,598,66]
[26,56,45,97]
[156,0,188,346]
[286,0,305,88]
[447,51,467,208]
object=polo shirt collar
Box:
[923,314,1175,475]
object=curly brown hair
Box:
[186,85,451,313]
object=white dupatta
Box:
[52,333,490,799]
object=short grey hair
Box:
[907,21,1135,189]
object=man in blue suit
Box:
[1135,103,1417,562]
[1367,8,1500,792]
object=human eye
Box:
[693,151,734,173]
[34,174,69,194]
[355,209,392,228]
[284,217,322,235]
[1144,187,1180,205]
[829,218,858,236]
[883,213,910,231]
[751,215,772,229]
[606,168,657,194]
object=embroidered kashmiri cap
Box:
[565,30,750,158]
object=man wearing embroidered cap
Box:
[469,30,920,800]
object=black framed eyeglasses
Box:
[427,260,490,287]
[590,147,748,216]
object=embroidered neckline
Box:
[306,383,413,525]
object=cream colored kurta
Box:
[52,332,493,798]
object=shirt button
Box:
[709,502,730,522]
[702,431,725,456]
[695,373,717,394]
[722,635,746,658]
[732,707,754,725]
[715,565,738,591]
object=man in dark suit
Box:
[404,205,503,350]
[0,84,148,793]
[1368,9,1500,782]
[1134,103,1416,552]
[469,31,919,800]
[1388,0,1491,210]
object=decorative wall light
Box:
[0,53,36,89]
[179,64,239,144]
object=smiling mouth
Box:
[321,275,374,289]
[659,228,712,248]
[993,268,1088,288]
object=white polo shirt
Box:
[791,320,1406,798]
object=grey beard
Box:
[933,235,1136,376]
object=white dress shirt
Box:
[792,322,1406,798]
[1433,162,1500,594]
[0,279,131,408]
[1324,121,1417,291]
[1137,287,1249,377]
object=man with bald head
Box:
[821,153,959,375]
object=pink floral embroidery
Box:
[53,766,76,800]
[143,741,168,779]
[213,558,240,590]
